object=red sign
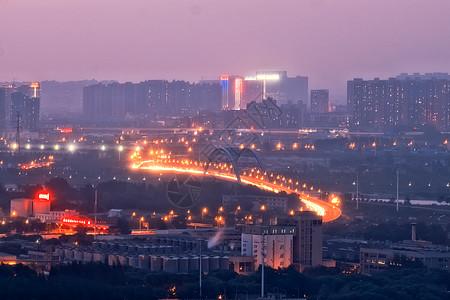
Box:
[60,128,73,133]
[37,191,51,201]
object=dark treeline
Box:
[0,263,448,300]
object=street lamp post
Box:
[140,217,144,232]
[94,189,97,237]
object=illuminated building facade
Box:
[10,196,50,218]
[221,76,244,110]
[258,71,308,105]
[241,225,294,270]
[348,76,450,132]
[311,89,330,113]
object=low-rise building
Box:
[360,241,450,275]
[35,209,80,223]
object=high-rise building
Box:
[220,76,244,110]
[7,83,41,132]
[288,211,323,267]
[0,88,6,131]
[311,89,330,113]
[189,82,222,113]
[242,79,263,109]
[40,80,98,114]
[259,71,308,105]
[83,80,222,121]
[221,71,308,110]
[347,76,450,132]
[265,100,306,128]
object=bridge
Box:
[131,147,341,222]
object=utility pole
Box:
[199,240,202,300]
[94,188,98,238]
[396,169,399,212]
[261,233,265,299]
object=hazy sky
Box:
[1,0,450,102]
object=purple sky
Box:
[1,0,449,102]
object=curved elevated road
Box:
[131,159,341,222]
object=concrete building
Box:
[0,82,41,132]
[347,76,450,132]
[241,225,294,270]
[288,211,323,268]
[10,197,50,218]
[311,89,329,113]
[360,241,450,275]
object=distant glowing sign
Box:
[59,128,73,133]
[244,74,280,81]
[256,74,280,80]
[221,75,229,91]
[235,78,243,94]
[30,82,40,98]
[37,192,51,201]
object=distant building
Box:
[266,100,306,128]
[360,240,450,275]
[347,76,450,132]
[220,75,244,110]
[241,224,295,270]
[0,82,41,132]
[40,80,98,114]
[0,89,6,131]
[221,71,308,110]
[259,71,308,106]
[83,80,222,121]
[311,89,329,113]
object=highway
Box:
[131,158,341,222]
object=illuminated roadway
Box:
[131,158,341,222]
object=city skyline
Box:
[2,0,450,103]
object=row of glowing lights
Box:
[135,206,303,225]
[8,143,125,152]
[7,136,447,153]
[350,139,449,149]
[131,154,341,218]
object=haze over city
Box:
[2,0,450,102]
[0,1,450,299]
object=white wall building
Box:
[242,225,294,270]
